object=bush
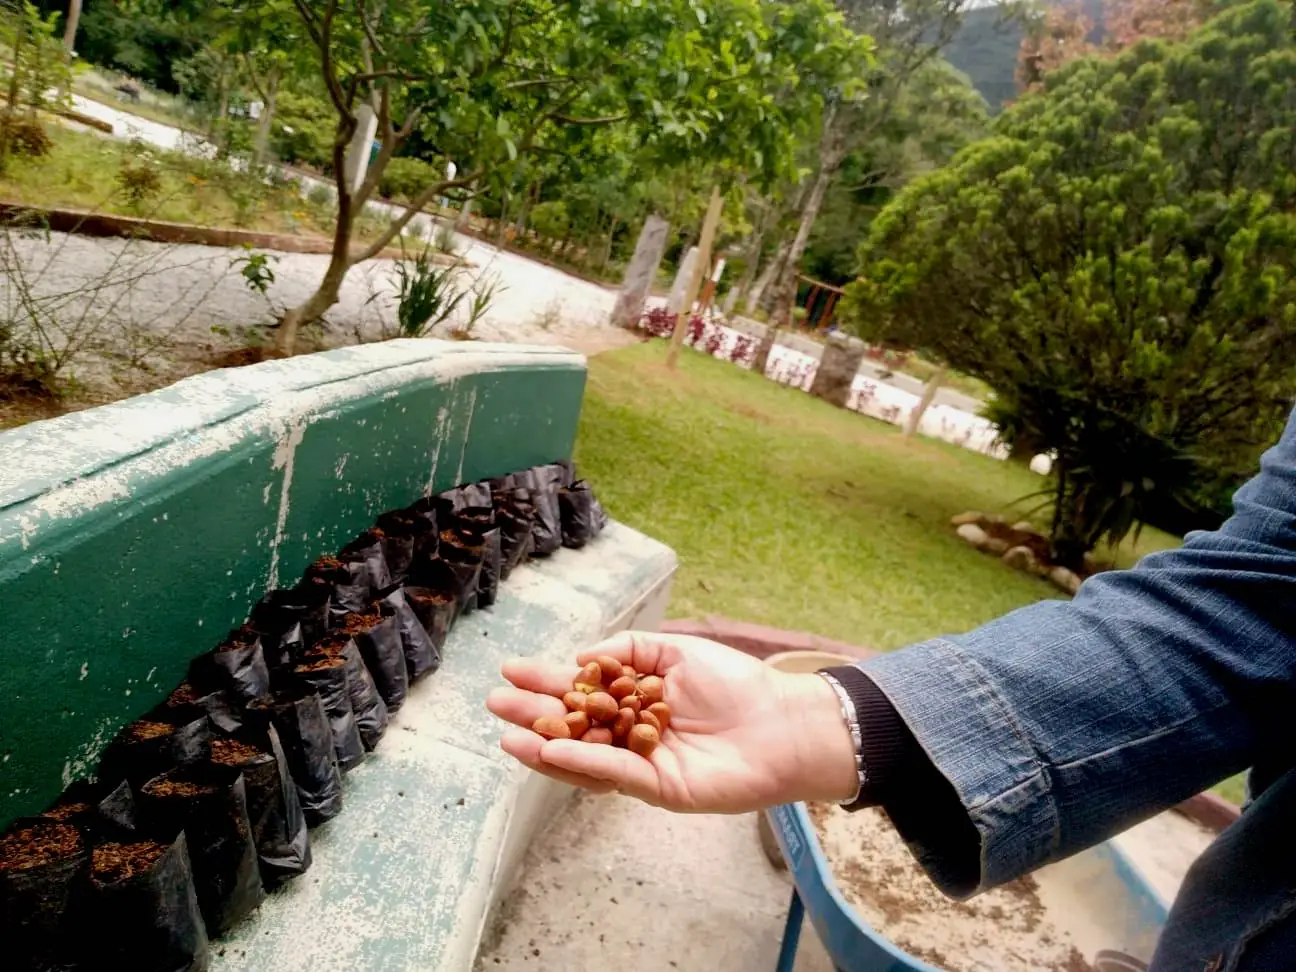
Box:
[530,200,570,243]
[117,153,163,209]
[846,0,1296,567]
[0,116,52,158]
[379,157,439,203]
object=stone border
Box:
[0,200,460,264]
[659,615,874,661]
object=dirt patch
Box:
[809,802,1094,972]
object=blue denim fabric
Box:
[858,409,1296,970]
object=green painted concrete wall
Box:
[0,340,587,827]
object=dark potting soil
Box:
[297,653,343,672]
[341,611,384,634]
[0,820,83,872]
[142,777,217,800]
[41,801,92,823]
[127,720,175,742]
[211,737,267,766]
[92,840,169,885]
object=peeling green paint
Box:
[0,341,587,826]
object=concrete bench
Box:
[0,339,677,969]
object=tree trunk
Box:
[759,104,846,320]
[749,233,790,317]
[277,173,354,354]
[212,67,230,143]
[724,208,769,317]
[62,0,82,51]
[252,66,280,168]
[905,366,946,438]
[751,324,779,377]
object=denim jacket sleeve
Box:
[856,409,1296,896]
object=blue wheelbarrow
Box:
[765,801,1169,972]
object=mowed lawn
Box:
[574,341,1179,651]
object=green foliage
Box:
[0,115,49,157]
[116,146,163,208]
[1,0,73,115]
[389,247,466,339]
[379,157,440,203]
[845,0,1296,564]
[529,201,571,243]
[231,247,278,295]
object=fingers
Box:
[500,728,617,794]
[500,658,580,697]
[539,737,663,805]
[575,630,680,675]
[487,686,566,728]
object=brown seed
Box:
[621,664,637,679]
[618,694,642,715]
[607,676,638,700]
[639,675,665,706]
[637,709,662,734]
[595,655,624,683]
[564,711,591,737]
[533,716,571,740]
[627,723,660,759]
[575,662,603,690]
[581,727,614,745]
[585,692,619,724]
[574,682,601,695]
[562,692,588,713]
[647,702,672,731]
[612,708,636,739]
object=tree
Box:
[844,0,1296,567]
[754,0,985,321]
[226,0,869,355]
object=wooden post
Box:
[666,186,723,370]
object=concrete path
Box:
[479,795,1214,970]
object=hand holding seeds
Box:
[489,630,861,813]
[531,655,670,759]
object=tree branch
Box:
[351,170,485,264]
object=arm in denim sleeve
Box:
[842,410,1296,897]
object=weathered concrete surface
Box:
[476,793,836,972]
[609,214,669,329]
[0,340,586,825]
[213,522,676,972]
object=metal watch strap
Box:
[817,670,867,805]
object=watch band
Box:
[817,670,867,805]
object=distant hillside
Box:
[942,0,1106,112]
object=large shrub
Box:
[378,157,441,203]
[845,0,1296,567]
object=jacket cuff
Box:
[860,638,1059,894]
[821,664,913,806]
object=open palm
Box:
[487,631,857,813]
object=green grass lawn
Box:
[575,342,1177,650]
[0,123,393,243]
[576,342,1251,804]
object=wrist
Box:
[775,672,861,805]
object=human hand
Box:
[487,630,859,813]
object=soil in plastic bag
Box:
[439,527,484,614]
[559,481,597,549]
[309,635,388,752]
[254,585,330,654]
[99,705,214,791]
[42,779,138,842]
[496,496,536,581]
[138,764,265,935]
[369,521,416,585]
[341,609,409,712]
[306,556,371,623]
[189,627,271,705]
[292,654,365,774]
[398,499,440,558]
[341,533,392,597]
[475,527,502,608]
[378,585,441,682]
[519,467,563,556]
[164,682,243,735]
[436,483,491,514]
[210,728,310,887]
[0,818,89,971]
[87,830,209,972]
[246,686,343,826]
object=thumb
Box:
[540,737,665,806]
